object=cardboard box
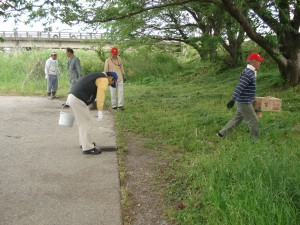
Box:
[253,97,282,112]
[270,97,282,112]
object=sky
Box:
[0,16,75,32]
[0,16,105,35]
[0,0,79,32]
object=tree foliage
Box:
[219,0,300,85]
[1,0,300,85]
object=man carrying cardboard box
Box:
[217,52,265,138]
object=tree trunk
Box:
[186,41,210,60]
[287,58,300,86]
[209,48,218,61]
[276,28,300,86]
[219,0,300,86]
[220,32,244,67]
[221,39,243,67]
[225,47,242,67]
[200,53,209,60]
[278,56,300,86]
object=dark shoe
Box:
[80,142,96,149]
[112,107,117,110]
[62,103,70,108]
[216,132,224,138]
[83,148,102,155]
[118,106,124,110]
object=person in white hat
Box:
[45,51,60,99]
[217,52,265,138]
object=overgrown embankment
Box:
[117,49,300,224]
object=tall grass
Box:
[115,55,300,224]
[1,47,300,224]
[122,48,182,84]
[0,49,103,96]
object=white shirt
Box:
[247,64,257,77]
[45,58,60,76]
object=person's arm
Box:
[95,78,109,111]
[232,71,253,101]
[104,58,109,72]
[226,71,253,109]
[75,57,82,78]
[45,59,50,76]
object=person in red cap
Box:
[217,52,265,138]
[104,47,126,110]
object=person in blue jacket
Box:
[217,52,265,138]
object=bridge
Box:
[0,31,112,50]
[0,31,183,53]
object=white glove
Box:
[97,111,103,121]
[45,74,48,79]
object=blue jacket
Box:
[232,65,256,103]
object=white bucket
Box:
[58,111,74,127]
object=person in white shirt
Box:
[45,51,60,99]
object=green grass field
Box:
[1,48,300,224]
[118,59,300,224]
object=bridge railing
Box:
[0,31,103,40]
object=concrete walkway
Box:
[0,96,122,225]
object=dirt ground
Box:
[122,133,170,225]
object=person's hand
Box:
[227,100,235,109]
[97,111,103,121]
[123,74,127,83]
[45,74,48,79]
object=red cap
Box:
[111,47,118,55]
[247,52,265,62]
